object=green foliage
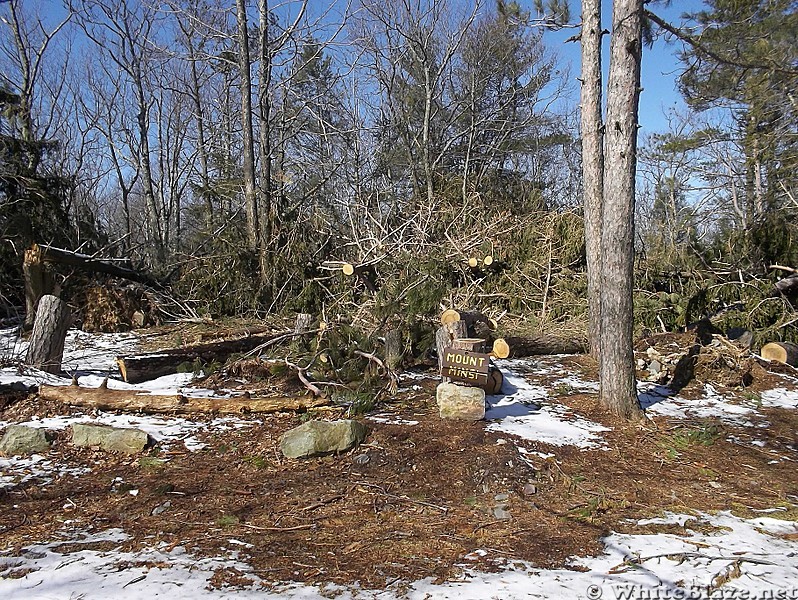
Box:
[0,87,73,307]
[660,421,722,460]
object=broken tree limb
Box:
[116,329,294,383]
[25,295,72,374]
[38,384,328,414]
[285,357,324,397]
[32,244,161,287]
[760,342,798,366]
[23,246,56,329]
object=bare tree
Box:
[70,0,167,262]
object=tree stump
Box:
[435,320,468,382]
[25,295,71,374]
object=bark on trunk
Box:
[599,0,644,419]
[384,328,404,371]
[237,0,259,252]
[25,295,71,374]
[774,275,798,297]
[481,367,503,395]
[435,320,468,382]
[502,335,586,357]
[580,0,604,359]
[294,313,313,334]
[39,384,328,414]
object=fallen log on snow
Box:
[39,384,329,414]
[116,329,297,383]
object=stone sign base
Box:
[436,382,486,420]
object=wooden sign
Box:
[441,347,490,385]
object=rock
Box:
[151,500,171,516]
[493,506,512,520]
[353,453,371,466]
[0,425,52,456]
[727,327,754,349]
[494,493,510,502]
[71,423,150,454]
[436,383,486,420]
[522,483,538,496]
[280,420,368,459]
[649,359,662,374]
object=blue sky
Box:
[542,0,707,134]
[23,0,706,137]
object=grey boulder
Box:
[0,425,52,456]
[72,423,151,454]
[280,419,368,459]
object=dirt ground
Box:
[2,334,798,591]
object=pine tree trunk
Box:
[26,295,71,374]
[599,0,644,420]
[384,328,404,371]
[580,0,604,359]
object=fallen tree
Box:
[116,329,303,383]
[39,383,329,414]
[23,243,163,329]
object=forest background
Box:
[1,0,796,352]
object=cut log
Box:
[342,263,355,276]
[491,338,510,359]
[760,342,798,366]
[39,384,328,414]
[502,334,587,357]
[25,295,72,374]
[440,310,495,330]
[451,338,486,353]
[116,329,293,383]
[482,255,494,267]
[481,367,504,395]
[441,309,461,325]
[467,257,479,268]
